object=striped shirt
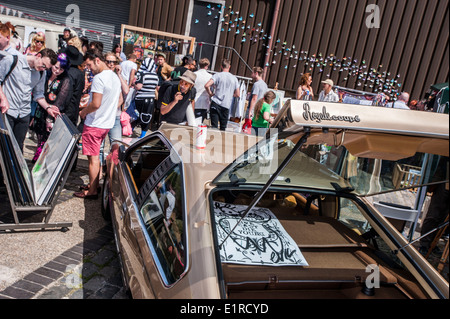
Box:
[135,70,158,100]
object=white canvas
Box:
[32,116,76,205]
[214,201,308,267]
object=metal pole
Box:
[263,0,281,81]
[392,220,449,255]
[198,42,203,59]
[220,131,310,248]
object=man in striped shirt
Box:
[134,57,159,137]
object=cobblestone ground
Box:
[35,234,129,299]
[0,135,130,299]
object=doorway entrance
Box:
[186,0,225,68]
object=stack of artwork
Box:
[123,29,179,60]
[0,114,80,206]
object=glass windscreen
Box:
[213,131,448,196]
[314,144,448,196]
[213,133,353,193]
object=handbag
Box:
[120,111,132,136]
[242,118,252,135]
[125,99,139,122]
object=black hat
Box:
[61,45,83,66]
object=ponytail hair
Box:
[254,91,276,121]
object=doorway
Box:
[186,0,225,69]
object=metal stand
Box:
[425,216,449,274]
[0,150,77,232]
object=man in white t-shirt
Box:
[120,53,138,110]
[74,49,121,199]
[120,53,138,86]
[194,58,213,122]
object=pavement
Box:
[0,134,129,299]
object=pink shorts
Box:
[82,126,109,156]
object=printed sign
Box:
[268,89,285,114]
[214,201,308,267]
[302,102,361,124]
[0,114,78,206]
[123,28,180,61]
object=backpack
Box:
[0,51,19,86]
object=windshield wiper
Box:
[331,182,355,193]
[219,131,311,248]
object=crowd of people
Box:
[0,23,126,200]
[0,20,444,201]
[0,22,256,201]
[295,72,419,109]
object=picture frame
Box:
[133,47,144,60]
[268,89,286,115]
[145,37,157,50]
[0,114,80,206]
[144,49,156,59]
[157,39,167,51]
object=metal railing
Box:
[194,41,253,74]
[207,70,252,88]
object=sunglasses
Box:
[106,60,118,65]
[36,40,44,44]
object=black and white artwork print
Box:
[214,202,308,267]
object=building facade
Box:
[2,0,448,100]
[1,0,131,52]
[129,0,449,100]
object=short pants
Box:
[82,125,110,156]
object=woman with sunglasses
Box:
[25,32,46,56]
[31,52,73,162]
[25,32,47,136]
